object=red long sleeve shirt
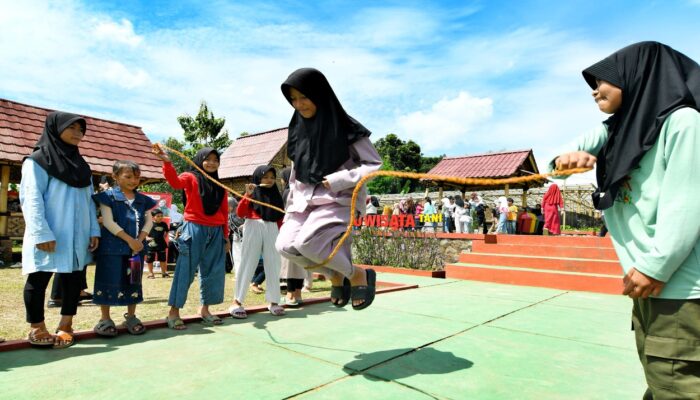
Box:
[236,195,283,228]
[162,162,229,237]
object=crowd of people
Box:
[365,188,563,236]
[9,41,700,399]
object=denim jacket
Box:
[93,187,156,255]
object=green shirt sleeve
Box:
[634,109,700,282]
[548,124,608,175]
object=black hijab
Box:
[280,167,292,207]
[250,165,285,222]
[281,68,371,185]
[28,111,92,188]
[582,41,700,209]
[188,147,224,215]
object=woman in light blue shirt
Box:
[20,111,100,349]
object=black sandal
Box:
[351,269,376,311]
[330,278,351,308]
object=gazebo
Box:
[0,98,163,262]
[219,128,291,192]
[425,149,544,205]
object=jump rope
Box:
[154,144,590,270]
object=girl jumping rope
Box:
[275,68,382,310]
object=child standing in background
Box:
[153,146,229,329]
[507,198,518,234]
[21,112,100,349]
[229,166,285,318]
[145,209,170,278]
[92,161,155,337]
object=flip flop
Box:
[123,313,146,335]
[330,278,351,308]
[229,305,247,319]
[93,319,118,337]
[28,328,54,346]
[166,316,187,330]
[268,304,286,316]
[201,314,224,326]
[53,330,75,349]
[351,269,376,311]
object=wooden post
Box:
[504,184,509,196]
[438,186,443,201]
[562,182,567,228]
[0,165,9,236]
[0,165,10,264]
[521,188,527,208]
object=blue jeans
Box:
[168,222,226,308]
[497,213,508,233]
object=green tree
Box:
[177,101,232,151]
[368,134,443,194]
[142,102,232,208]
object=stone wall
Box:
[439,238,472,264]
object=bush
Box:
[352,228,444,271]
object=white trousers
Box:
[234,219,281,304]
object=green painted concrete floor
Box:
[0,273,646,400]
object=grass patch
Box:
[0,265,330,341]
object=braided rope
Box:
[154,143,589,270]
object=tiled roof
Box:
[0,98,162,179]
[427,149,539,178]
[219,128,288,179]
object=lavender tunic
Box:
[276,137,382,277]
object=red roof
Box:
[427,149,539,178]
[0,98,162,179]
[219,128,288,179]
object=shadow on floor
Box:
[343,347,473,381]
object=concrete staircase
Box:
[445,235,624,294]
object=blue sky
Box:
[2,0,699,184]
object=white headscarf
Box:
[169,204,184,224]
[497,197,509,213]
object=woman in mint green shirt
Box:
[555,41,699,400]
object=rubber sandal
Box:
[47,299,62,308]
[79,292,93,302]
[93,319,118,337]
[53,329,75,349]
[284,298,302,308]
[250,285,264,294]
[161,273,171,278]
[28,328,54,346]
[330,278,351,308]
[229,305,247,319]
[201,314,224,326]
[166,316,187,330]
[123,313,146,335]
[147,274,156,279]
[351,269,376,311]
[268,304,286,316]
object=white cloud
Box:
[396,92,493,152]
[102,61,149,88]
[93,19,143,46]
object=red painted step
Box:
[471,242,619,261]
[445,263,622,294]
[457,253,622,275]
[490,235,613,247]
